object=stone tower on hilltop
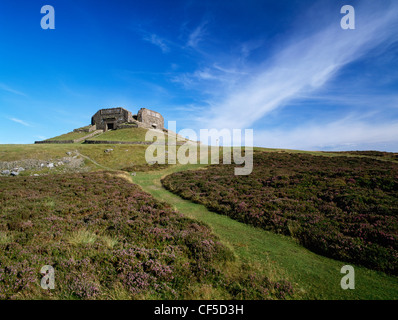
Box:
[91,107,164,131]
[137,108,164,129]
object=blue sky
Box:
[0,0,397,151]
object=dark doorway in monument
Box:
[107,123,115,130]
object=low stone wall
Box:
[84,140,187,145]
[84,140,153,145]
[117,123,138,129]
[35,140,74,144]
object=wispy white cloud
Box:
[212,64,248,75]
[172,64,247,93]
[186,20,208,49]
[0,83,26,96]
[239,39,265,61]
[143,33,170,53]
[8,117,31,127]
[190,2,398,130]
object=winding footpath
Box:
[130,165,398,300]
[74,150,398,299]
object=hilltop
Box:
[35,106,195,146]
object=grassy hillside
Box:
[87,127,166,142]
[0,141,213,174]
[46,127,167,144]
[46,131,93,141]
[0,144,151,172]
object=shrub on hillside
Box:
[162,152,398,275]
[0,172,294,299]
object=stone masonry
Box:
[137,108,164,129]
[91,107,134,131]
[91,107,164,131]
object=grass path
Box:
[131,164,398,300]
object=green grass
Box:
[46,131,93,141]
[87,127,164,142]
[0,231,13,245]
[0,144,78,162]
[67,229,98,246]
[0,143,219,173]
[0,144,150,171]
[131,164,398,300]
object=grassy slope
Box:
[46,127,163,143]
[88,127,167,142]
[131,163,398,300]
[0,144,149,171]
[46,131,92,141]
[0,142,215,172]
